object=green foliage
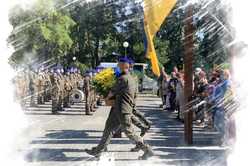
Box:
[39,12,76,55]
[75,61,89,73]
[154,38,170,66]
[8,0,231,75]
[157,0,185,73]
[8,0,76,66]
[194,0,233,71]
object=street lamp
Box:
[72,56,77,61]
[123,41,129,57]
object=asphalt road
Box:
[14,94,228,166]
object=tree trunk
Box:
[94,38,100,67]
[184,4,194,145]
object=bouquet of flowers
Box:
[93,68,116,98]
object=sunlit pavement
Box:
[16,95,228,166]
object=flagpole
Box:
[184,3,194,145]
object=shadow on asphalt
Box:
[25,96,227,165]
[25,148,88,162]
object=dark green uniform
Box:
[113,73,144,143]
[85,72,153,159]
[90,107,120,152]
[130,71,151,136]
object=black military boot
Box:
[140,125,150,137]
[145,120,153,127]
[85,107,93,115]
[138,144,154,160]
[130,144,141,152]
[86,112,93,116]
[52,111,59,115]
[85,147,102,157]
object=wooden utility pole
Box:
[184,4,194,145]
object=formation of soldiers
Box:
[13,68,98,115]
[14,57,154,160]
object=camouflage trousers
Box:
[93,107,148,152]
[29,90,36,107]
[52,97,58,113]
[131,107,151,130]
[52,93,62,113]
[38,93,44,104]
[85,90,96,113]
[113,107,149,138]
[44,86,51,102]
[63,91,71,108]
[85,92,91,114]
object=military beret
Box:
[118,56,130,63]
[128,57,135,64]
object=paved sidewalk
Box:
[16,95,228,166]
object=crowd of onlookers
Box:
[158,66,237,145]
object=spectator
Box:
[168,72,178,112]
[162,73,170,110]
[176,72,185,121]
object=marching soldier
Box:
[85,57,154,160]
[128,58,152,151]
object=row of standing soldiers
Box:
[13,70,97,115]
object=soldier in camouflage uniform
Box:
[92,71,98,109]
[85,57,154,160]
[57,72,65,111]
[69,72,77,105]
[36,72,45,105]
[128,58,152,152]
[28,71,36,107]
[16,71,28,109]
[63,73,72,108]
[51,73,60,114]
[105,58,152,149]
[89,73,97,113]
[84,72,93,115]
[41,73,47,103]
[43,70,52,102]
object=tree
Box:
[8,0,76,67]
[157,0,185,72]
[194,0,233,71]
[8,0,233,74]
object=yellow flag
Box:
[144,0,177,77]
